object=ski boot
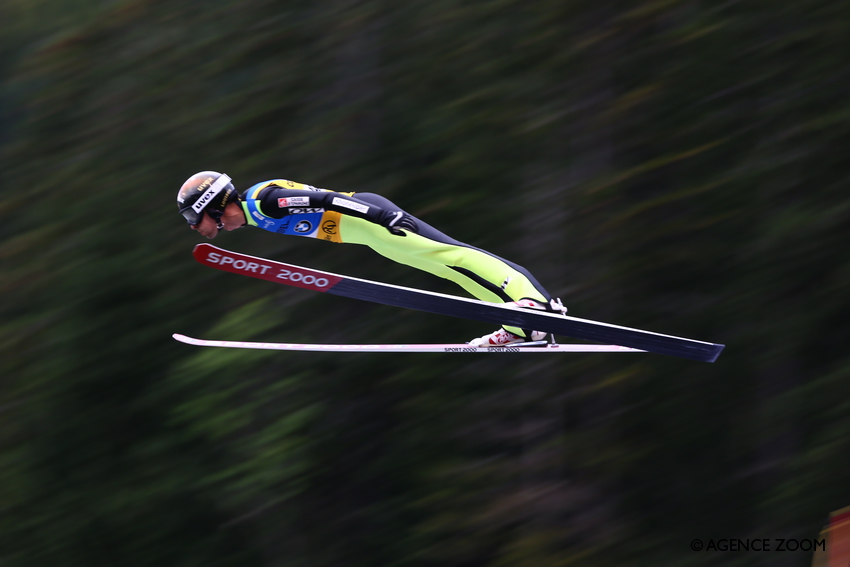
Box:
[467,298,567,347]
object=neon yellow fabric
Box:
[240,201,258,226]
[339,216,547,336]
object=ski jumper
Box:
[240,179,552,337]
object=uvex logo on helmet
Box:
[177,171,236,226]
[192,175,232,213]
[196,177,214,192]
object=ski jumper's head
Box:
[177,171,237,226]
[177,171,245,239]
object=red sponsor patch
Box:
[278,196,310,208]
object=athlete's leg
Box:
[341,193,553,337]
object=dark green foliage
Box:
[1,0,849,565]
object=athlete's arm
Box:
[256,186,418,235]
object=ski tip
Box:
[172,333,198,345]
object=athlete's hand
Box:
[380,211,418,236]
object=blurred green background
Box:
[2,1,849,565]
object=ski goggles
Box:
[180,174,232,226]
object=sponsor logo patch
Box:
[289,208,324,214]
[278,197,310,208]
[294,220,313,233]
[321,220,338,235]
[331,197,369,214]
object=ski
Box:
[192,243,725,362]
[173,333,645,354]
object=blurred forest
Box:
[1,0,849,565]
